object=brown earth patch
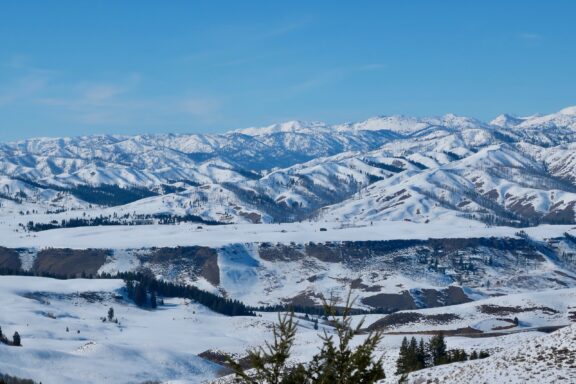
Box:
[259,243,304,262]
[478,304,559,316]
[238,211,262,224]
[284,291,323,307]
[542,201,576,224]
[414,286,472,308]
[198,349,251,375]
[367,312,461,331]
[361,291,417,312]
[143,246,220,286]
[305,242,341,263]
[33,248,109,277]
[0,247,21,271]
[484,189,499,200]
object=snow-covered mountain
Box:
[2,106,576,227]
[3,107,576,384]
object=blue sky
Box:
[1,1,575,141]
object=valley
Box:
[2,108,576,383]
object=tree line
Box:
[396,333,489,375]
[0,326,21,347]
[105,271,256,316]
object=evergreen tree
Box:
[150,291,158,309]
[407,337,419,371]
[0,326,7,345]
[228,292,385,383]
[416,338,429,369]
[228,311,300,384]
[428,333,447,365]
[12,331,21,346]
[395,337,409,374]
[479,351,490,359]
[133,283,147,306]
[108,307,114,321]
[469,350,478,360]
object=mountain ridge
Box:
[1,106,576,227]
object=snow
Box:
[2,106,576,383]
[398,324,576,384]
[1,219,574,250]
[0,276,294,383]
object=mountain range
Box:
[2,106,576,227]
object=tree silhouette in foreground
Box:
[227,292,385,384]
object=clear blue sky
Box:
[1,1,575,141]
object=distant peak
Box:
[490,113,523,127]
[559,105,576,116]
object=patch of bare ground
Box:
[33,248,110,277]
[0,246,21,270]
[477,304,559,316]
[142,246,220,286]
[367,312,461,331]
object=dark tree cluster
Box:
[26,216,127,232]
[0,326,21,347]
[361,159,404,173]
[114,271,254,316]
[0,266,83,280]
[152,213,222,226]
[0,373,37,384]
[26,212,223,232]
[396,333,490,375]
[14,178,158,207]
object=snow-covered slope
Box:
[2,106,576,227]
[399,323,576,384]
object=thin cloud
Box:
[82,84,128,102]
[289,64,387,94]
[37,74,142,108]
[181,98,220,116]
[0,74,50,106]
[517,32,543,43]
[0,55,57,105]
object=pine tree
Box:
[479,351,490,359]
[133,283,147,306]
[407,337,419,371]
[12,331,21,346]
[227,311,299,384]
[150,291,158,309]
[396,337,409,374]
[0,326,6,345]
[417,338,429,369]
[228,292,385,383]
[301,292,385,383]
[428,333,447,366]
[469,350,478,360]
[108,307,114,321]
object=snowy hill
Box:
[2,106,576,227]
[397,323,576,384]
[2,107,576,383]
